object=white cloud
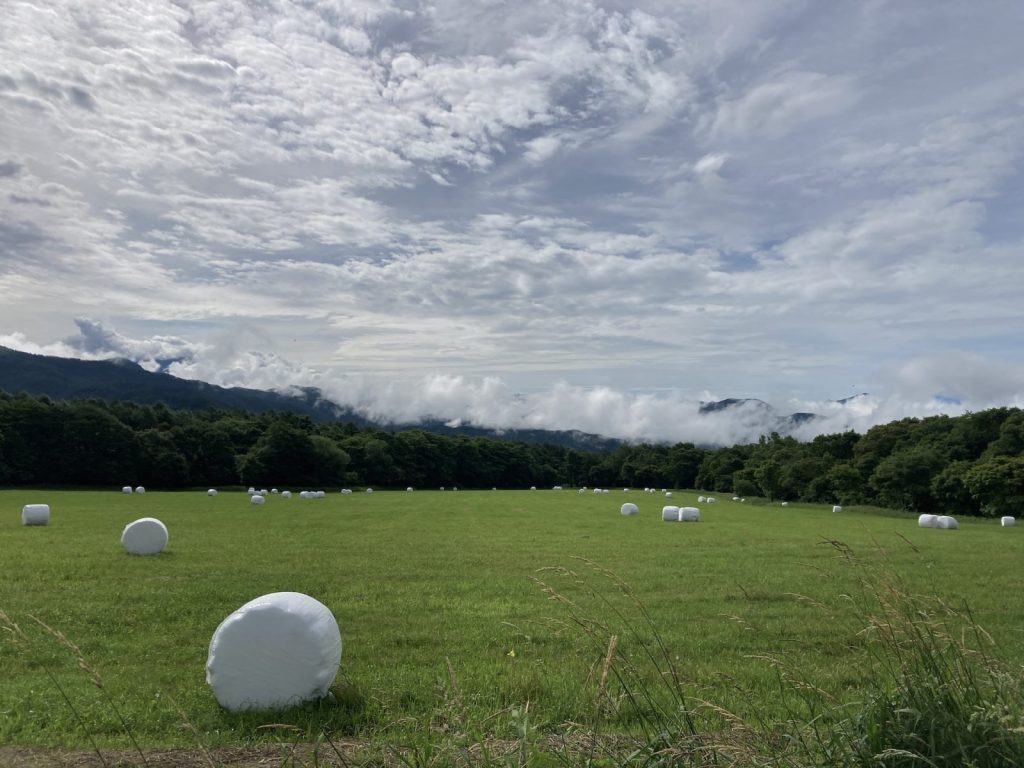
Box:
[0,0,1022,435]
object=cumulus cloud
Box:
[1,1,1022,425]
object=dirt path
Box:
[0,744,367,768]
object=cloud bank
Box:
[4,319,1022,446]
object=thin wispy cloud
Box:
[2,1,1023,443]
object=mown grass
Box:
[1,489,1021,761]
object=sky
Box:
[2,0,1024,445]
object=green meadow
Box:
[1,488,1021,755]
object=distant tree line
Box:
[1,391,1022,518]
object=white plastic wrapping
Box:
[135,486,146,495]
[206,592,342,712]
[207,489,218,497]
[122,486,133,494]
[121,517,168,555]
[661,505,680,522]
[918,514,938,528]
[22,503,50,526]
[936,515,959,529]
[620,502,639,516]
[1001,516,1016,527]
[832,505,842,513]
[680,506,700,522]
[251,495,266,506]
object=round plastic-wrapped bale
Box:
[281,491,292,499]
[407,487,414,492]
[135,486,146,495]
[22,503,50,526]
[1001,516,1016,527]
[121,517,168,555]
[918,514,938,528]
[207,489,218,497]
[698,495,706,503]
[680,506,700,522]
[781,501,789,507]
[122,486,133,494]
[936,515,959,529]
[620,502,639,516]
[664,491,673,498]
[366,488,373,494]
[662,505,680,522]
[247,487,256,494]
[251,494,266,506]
[832,505,842,513]
[206,592,342,712]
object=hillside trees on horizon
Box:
[0,390,1022,518]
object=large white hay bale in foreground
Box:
[122,486,133,494]
[251,495,266,506]
[620,502,639,516]
[936,515,959,529]
[135,486,146,495]
[918,514,938,528]
[207,489,218,497]
[206,592,342,712]
[121,517,168,555]
[662,505,680,522]
[680,506,700,522]
[832,505,842,513]
[1001,516,1016,527]
[22,503,50,526]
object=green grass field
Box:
[1,488,1021,754]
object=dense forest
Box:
[1,390,1023,518]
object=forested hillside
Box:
[1,391,1022,518]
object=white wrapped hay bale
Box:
[407,487,414,492]
[281,491,292,499]
[251,495,266,506]
[315,491,325,499]
[247,487,255,494]
[135,486,146,495]
[122,486,133,494]
[662,505,680,522]
[832,505,842,513]
[22,503,50,526]
[936,515,959,529]
[299,491,311,499]
[207,489,218,497]
[530,486,536,491]
[272,488,279,494]
[781,501,789,507]
[698,495,706,503]
[341,489,352,495]
[664,491,673,498]
[707,497,716,504]
[366,488,373,494]
[732,496,739,501]
[206,592,342,712]
[680,506,700,522]
[918,514,938,528]
[620,502,639,516]
[121,517,168,555]
[578,488,585,494]
[1001,516,1016,527]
